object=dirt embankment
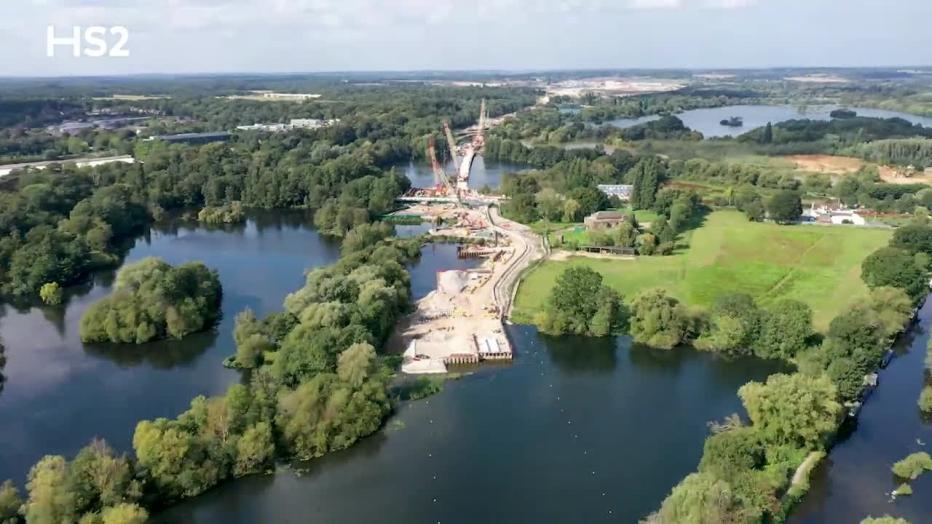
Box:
[786,154,932,186]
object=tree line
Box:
[643,219,932,522]
[79,258,223,345]
[0,86,537,301]
[0,228,422,522]
[530,203,932,522]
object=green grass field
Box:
[513,210,892,331]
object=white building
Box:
[597,184,633,201]
[804,203,867,226]
[235,123,289,132]
[235,119,339,133]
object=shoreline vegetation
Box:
[515,210,892,331]
[502,100,932,520]
[197,201,245,225]
[0,85,536,522]
[1,229,422,523]
[526,216,931,522]
[79,257,223,345]
[1,75,932,522]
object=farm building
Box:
[584,210,627,231]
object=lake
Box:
[792,298,932,523]
[394,158,529,191]
[1,210,828,523]
[0,210,339,483]
[155,329,788,523]
[0,212,476,485]
[608,105,932,138]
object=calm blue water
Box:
[608,105,932,138]
[394,158,529,190]
[0,211,339,483]
[608,114,661,129]
[0,211,481,486]
[793,299,932,523]
[155,329,788,523]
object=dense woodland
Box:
[0,230,421,522]
[0,86,535,300]
[79,258,223,344]
[2,74,932,522]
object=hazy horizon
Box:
[2,65,932,81]
[2,0,931,77]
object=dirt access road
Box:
[487,205,545,318]
[391,205,543,373]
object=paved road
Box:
[0,155,135,177]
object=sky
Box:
[0,0,930,77]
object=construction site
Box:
[390,102,543,374]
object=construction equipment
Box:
[427,136,460,203]
[442,120,460,171]
[473,99,487,150]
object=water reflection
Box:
[83,330,221,369]
[542,333,617,374]
[155,324,789,524]
[0,210,341,484]
[792,300,932,523]
[394,157,530,191]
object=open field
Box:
[786,154,932,185]
[513,210,892,331]
[91,94,167,101]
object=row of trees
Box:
[618,116,702,142]
[649,372,841,523]
[79,258,223,344]
[0,85,537,299]
[851,138,932,169]
[648,220,932,522]
[739,116,932,148]
[625,289,815,360]
[0,176,148,298]
[647,282,918,521]
[0,127,136,164]
[0,228,421,521]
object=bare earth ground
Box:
[388,206,543,373]
[549,250,635,262]
[786,154,932,185]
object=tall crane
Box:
[427,136,459,203]
[473,99,487,149]
[442,120,459,171]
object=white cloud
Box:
[705,0,758,8]
[629,0,682,9]
[628,0,758,9]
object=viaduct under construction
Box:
[423,100,489,202]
